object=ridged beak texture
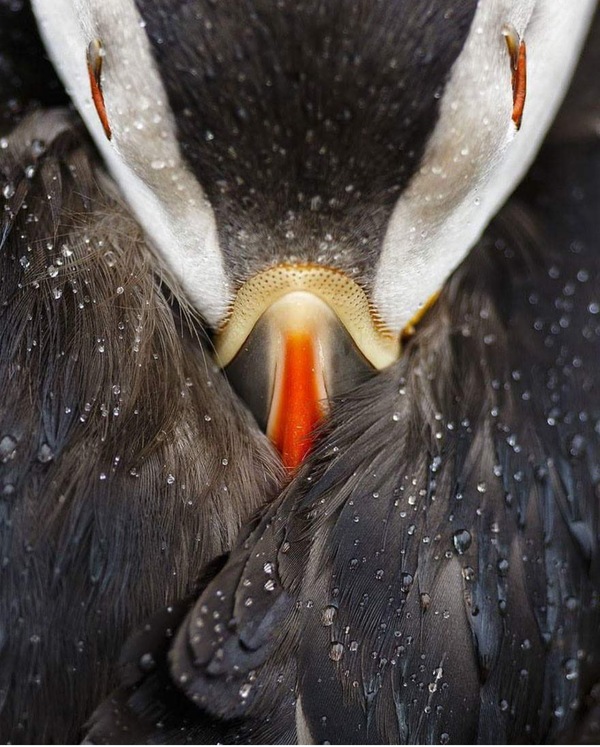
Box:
[216,264,400,469]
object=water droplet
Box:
[19,256,31,269]
[440,733,450,744]
[497,558,509,575]
[47,265,59,278]
[400,572,413,592]
[31,139,46,157]
[569,434,586,458]
[329,642,344,662]
[3,183,15,199]
[239,682,252,699]
[452,529,472,555]
[564,658,579,681]
[0,435,18,463]
[37,443,54,463]
[104,250,117,267]
[139,652,156,672]
[321,606,337,626]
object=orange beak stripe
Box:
[267,331,324,471]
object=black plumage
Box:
[0,112,283,743]
[134,0,477,285]
[0,0,67,131]
[87,15,600,742]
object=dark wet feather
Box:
[0,0,67,131]
[0,110,284,743]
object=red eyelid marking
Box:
[503,24,527,131]
[86,39,112,140]
[511,40,527,130]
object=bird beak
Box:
[215,264,399,470]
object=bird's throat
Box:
[216,264,445,469]
[217,265,397,469]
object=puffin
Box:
[0,0,599,743]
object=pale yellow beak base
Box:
[215,264,400,370]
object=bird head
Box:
[33,0,595,468]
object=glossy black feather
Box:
[86,553,298,744]
[0,0,67,131]
[0,112,284,743]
